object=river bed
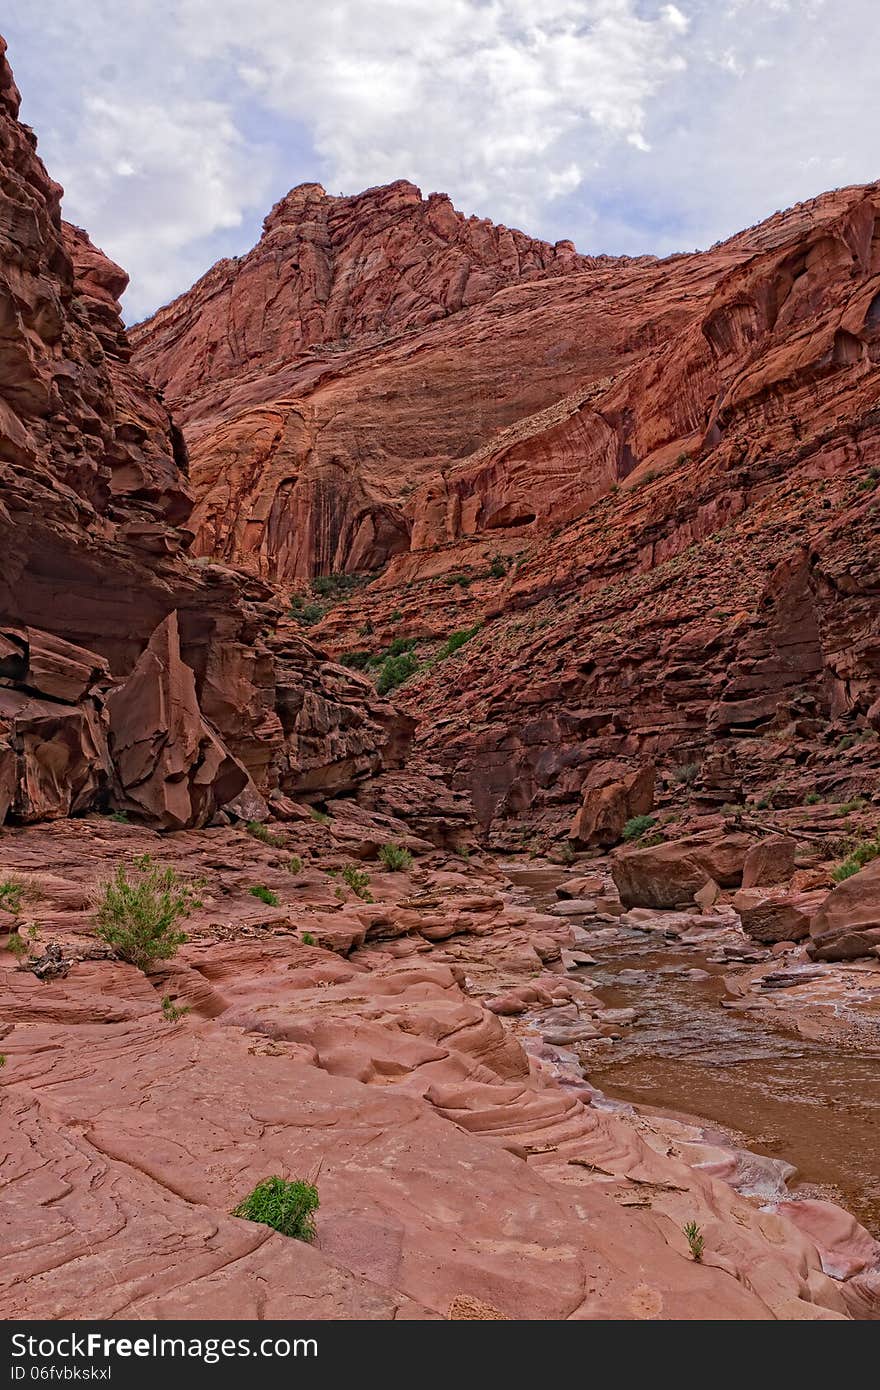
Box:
[505,863,880,1236]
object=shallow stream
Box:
[506,864,880,1235]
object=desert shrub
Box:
[387,636,416,657]
[246,820,285,848]
[378,843,412,872]
[805,792,822,805]
[487,554,508,579]
[837,797,866,815]
[376,650,418,695]
[436,625,480,662]
[287,856,303,875]
[161,994,190,1023]
[0,1053,6,1067]
[341,865,373,901]
[93,857,196,971]
[309,807,331,825]
[232,1176,319,1242]
[559,841,576,866]
[108,810,130,823]
[0,877,25,914]
[836,734,855,751]
[831,830,880,883]
[5,933,27,959]
[340,649,373,670]
[671,762,699,785]
[622,815,657,842]
[301,931,316,946]
[684,1221,704,1262]
[249,885,279,905]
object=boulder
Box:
[0,687,110,823]
[611,839,714,910]
[570,762,655,848]
[107,612,247,829]
[733,887,824,944]
[808,860,880,960]
[742,836,797,889]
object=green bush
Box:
[161,994,190,1023]
[622,815,657,842]
[246,820,285,848]
[287,856,303,875]
[837,797,866,815]
[836,734,855,751]
[249,885,279,906]
[487,554,508,579]
[340,649,373,670]
[805,792,822,805]
[232,1176,319,1242]
[309,807,331,825]
[341,865,373,901]
[684,1221,704,1262]
[0,878,25,915]
[831,831,880,883]
[376,650,418,695]
[378,843,412,872]
[436,625,480,661]
[301,931,316,946]
[93,856,196,972]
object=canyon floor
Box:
[2,801,879,1321]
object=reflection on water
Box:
[505,864,880,1235]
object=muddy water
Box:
[506,864,880,1236]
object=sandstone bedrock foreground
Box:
[1,31,879,1321]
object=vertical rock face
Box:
[0,35,414,826]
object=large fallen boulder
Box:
[742,836,797,889]
[733,887,824,944]
[612,834,753,909]
[808,859,880,960]
[107,611,247,829]
[570,761,655,848]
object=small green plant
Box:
[341,865,373,901]
[857,468,879,491]
[805,791,822,805]
[378,843,413,872]
[456,845,471,859]
[93,857,196,972]
[249,885,279,906]
[301,931,316,946]
[559,841,576,866]
[837,797,866,815]
[0,877,25,914]
[436,625,480,662]
[287,855,303,875]
[376,650,419,695]
[340,649,373,670]
[232,1176,319,1242]
[246,820,286,848]
[161,994,190,1023]
[836,734,855,751]
[309,807,331,825]
[0,1053,6,1067]
[108,810,130,823]
[671,762,699,785]
[831,830,880,883]
[6,933,27,959]
[622,815,657,842]
[487,553,508,579]
[684,1221,704,1262]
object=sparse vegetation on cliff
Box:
[379,843,412,871]
[249,885,279,905]
[622,815,657,842]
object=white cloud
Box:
[2,1,879,318]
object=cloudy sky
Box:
[4,1,877,321]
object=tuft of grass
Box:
[246,820,286,848]
[161,994,190,1023]
[0,1053,6,1067]
[831,830,880,883]
[301,931,316,946]
[309,808,331,825]
[435,625,480,662]
[232,1176,319,1242]
[376,650,418,695]
[684,1221,704,1262]
[559,841,576,866]
[108,810,130,823]
[342,865,373,901]
[805,792,822,805]
[5,933,27,959]
[622,814,657,843]
[93,856,196,972]
[378,843,412,872]
[836,734,855,751]
[287,855,303,875]
[487,553,508,579]
[0,877,25,915]
[670,762,699,785]
[837,797,866,815]
[249,885,279,906]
